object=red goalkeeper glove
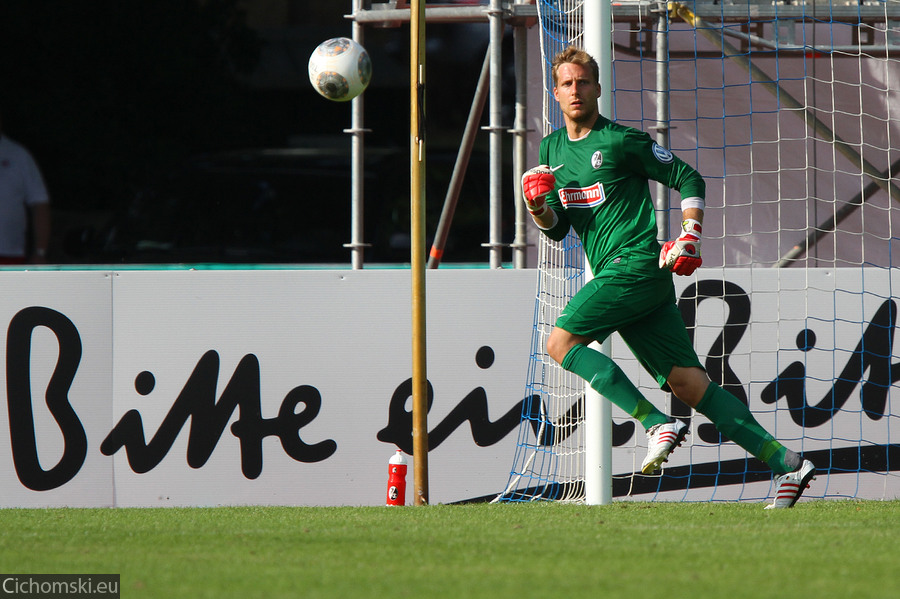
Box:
[521,165,556,217]
[659,218,703,275]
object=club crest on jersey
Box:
[591,150,603,169]
[652,143,674,163]
[558,182,606,208]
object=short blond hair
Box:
[551,46,600,86]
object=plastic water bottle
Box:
[386,450,407,506]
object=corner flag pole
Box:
[410,0,429,506]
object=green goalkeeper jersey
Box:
[538,115,705,277]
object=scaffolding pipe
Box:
[721,25,900,55]
[484,0,505,268]
[510,3,529,269]
[353,5,498,24]
[345,0,371,269]
[350,2,898,27]
[653,2,671,244]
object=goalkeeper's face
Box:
[553,62,601,126]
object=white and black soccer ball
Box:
[308,37,372,102]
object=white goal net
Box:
[499,0,900,503]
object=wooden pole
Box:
[410,0,429,506]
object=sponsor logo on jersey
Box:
[652,143,674,163]
[558,182,606,208]
[591,151,602,169]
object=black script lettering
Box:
[240,383,337,465]
[678,280,751,443]
[6,307,87,491]
[433,386,521,448]
[100,350,336,478]
[378,346,523,452]
[761,299,898,426]
[377,346,635,452]
[376,377,430,453]
[379,377,525,453]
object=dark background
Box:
[0,1,515,265]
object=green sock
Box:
[561,344,669,430]
[694,382,794,474]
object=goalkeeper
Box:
[522,46,815,508]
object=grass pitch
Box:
[0,500,895,599]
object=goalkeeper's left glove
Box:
[659,218,702,275]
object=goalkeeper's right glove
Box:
[521,165,556,217]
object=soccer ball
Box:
[308,37,372,102]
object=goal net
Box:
[498,0,900,503]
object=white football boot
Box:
[765,459,816,509]
[640,420,688,474]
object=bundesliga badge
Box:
[652,143,674,163]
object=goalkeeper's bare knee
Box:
[666,366,710,408]
[547,327,591,364]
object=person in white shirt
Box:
[0,110,51,264]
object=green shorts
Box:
[555,251,703,389]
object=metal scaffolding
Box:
[346,0,537,269]
[345,0,900,269]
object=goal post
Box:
[498,0,900,504]
[495,0,615,505]
[582,0,614,506]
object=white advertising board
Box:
[1,267,897,506]
[106,269,537,506]
[0,271,114,507]
[0,269,536,507]
[610,268,900,502]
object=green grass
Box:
[0,501,896,599]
